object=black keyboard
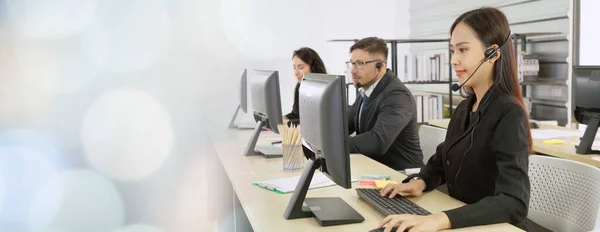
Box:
[356,188,430,216]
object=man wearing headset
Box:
[347,37,424,171]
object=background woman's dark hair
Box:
[292,47,327,74]
[450,7,533,152]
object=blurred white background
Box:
[0,0,410,231]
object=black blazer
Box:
[348,69,424,170]
[405,87,531,230]
[285,83,301,125]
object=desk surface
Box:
[427,119,451,129]
[211,130,522,232]
[427,119,600,168]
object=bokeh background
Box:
[0,0,408,231]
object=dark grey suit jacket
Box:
[348,69,424,170]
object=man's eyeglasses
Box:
[345,60,382,70]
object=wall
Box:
[230,0,410,125]
[407,0,571,125]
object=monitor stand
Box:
[576,117,600,155]
[228,104,242,129]
[283,158,364,226]
[230,105,261,130]
[244,120,266,156]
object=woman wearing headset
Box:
[285,47,327,125]
[377,7,533,232]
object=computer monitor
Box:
[573,0,600,68]
[574,68,600,154]
[243,70,283,156]
[228,69,248,129]
[283,73,364,226]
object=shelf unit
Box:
[511,32,568,125]
[329,38,455,116]
[511,32,562,96]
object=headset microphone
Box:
[451,82,461,92]
[451,30,512,92]
[357,77,376,90]
[451,59,486,91]
[451,46,499,92]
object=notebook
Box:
[252,172,358,194]
[542,139,565,145]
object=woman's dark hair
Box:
[450,7,532,152]
[292,47,327,74]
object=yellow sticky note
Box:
[543,139,565,145]
[374,180,397,189]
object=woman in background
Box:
[285,47,327,125]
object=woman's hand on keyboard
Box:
[378,213,450,232]
[380,180,426,198]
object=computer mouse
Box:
[369,226,400,232]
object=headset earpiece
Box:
[484,47,497,61]
[375,61,382,70]
[483,30,511,62]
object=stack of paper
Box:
[531,129,581,140]
[253,172,358,194]
[374,180,397,189]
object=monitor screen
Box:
[240,69,248,113]
[249,70,282,134]
[299,73,351,188]
[575,0,600,67]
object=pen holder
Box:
[282,144,305,171]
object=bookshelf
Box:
[511,32,562,96]
[511,32,567,125]
[329,38,455,117]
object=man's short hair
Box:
[350,37,388,59]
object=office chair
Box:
[528,155,600,232]
[418,125,447,165]
[402,125,447,192]
[404,125,446,174]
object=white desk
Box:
[209,129,522,231]
[427,119,600,168]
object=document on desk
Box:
[531,129,582,140]
[252,172,358,194]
